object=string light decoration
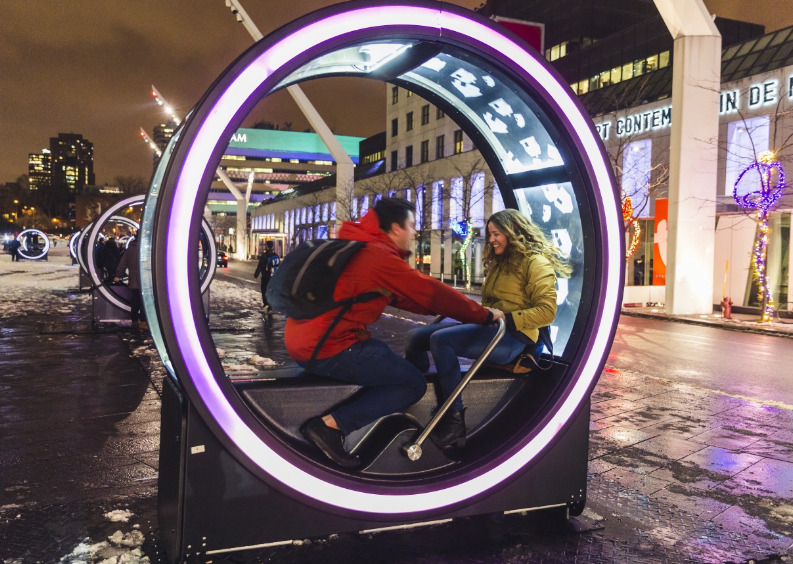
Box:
[452,219,474,287]
[622,197,641,260]
[733,150,786,323]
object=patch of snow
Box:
[104,509,134,522]
[0,252,89,321]
[108,530,145,548]
[248,355,278,367]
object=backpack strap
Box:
[305,290,387,373]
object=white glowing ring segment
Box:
[166,5,621,514]
[87,196,145,312]
[17,229,50,260]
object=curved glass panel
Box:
[277,41,583,355]
[141,128,183,381]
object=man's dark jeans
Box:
[299,338,427,436]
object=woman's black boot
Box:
[429,408,466,449]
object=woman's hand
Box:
[486,307,505,323]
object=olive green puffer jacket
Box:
[481,253,557,343]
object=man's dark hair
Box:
[373,197,415,233]
[265,240,274,250]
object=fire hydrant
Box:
[721,296,733,319]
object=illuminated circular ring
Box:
[76,221,96,274]
[87,196,145,312]
[68,231,81,261]
[89,196,216,311]
[17,229,50,260]
[151,1,622,515]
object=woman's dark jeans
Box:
[405,322,528,411]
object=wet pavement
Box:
[2,253,793,563]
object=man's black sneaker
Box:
[300,418,361,468]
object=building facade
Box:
[28,149,51,191]
[49,133,95,192]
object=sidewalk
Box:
[621,305,793,338]
[449,280,793,339]
[2,255,793,563]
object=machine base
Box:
[157,377,590,562]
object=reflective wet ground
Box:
[2,260,793,563]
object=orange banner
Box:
[653,198,667,286]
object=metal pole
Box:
[404,318,506,461]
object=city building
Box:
[248,4,793,316]
[152,119,178,168]
[28,149,51,191]
[49,133,95,192]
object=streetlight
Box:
[13,199,19,221]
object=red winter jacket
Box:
[284,209,491,362]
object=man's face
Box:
[390,211,416,252]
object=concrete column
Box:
[665,34,721,314]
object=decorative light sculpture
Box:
[452,219,474,287]
[621,197,641,261]
[733,150,786,323]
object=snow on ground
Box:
[0,246,89,321]
[59,507,149,564]
[209,278,264,312]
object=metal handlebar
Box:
[404,317,506,461]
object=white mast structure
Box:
[223,0,356,229]
[149,85,253,258]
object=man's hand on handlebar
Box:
[486,307,505,324]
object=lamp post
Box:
[13,199,19,222]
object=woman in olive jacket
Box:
[405,209,572,449]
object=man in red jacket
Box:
[287,198,499,468]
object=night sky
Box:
[1,0,791,186]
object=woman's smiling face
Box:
[487,222,508,255]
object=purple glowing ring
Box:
[156,2,621,515]
[17,229,50,260]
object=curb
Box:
[620,310,793,339]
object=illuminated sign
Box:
[596,76,793,140]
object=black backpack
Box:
[266,239,386,369]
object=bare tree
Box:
[711,81,793,320]
[447,154,493,287]
[114,175,149,196]
[595,76,670,230]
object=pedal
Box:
[359,427,457,476]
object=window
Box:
[659,51,670,68]
[391,118,398,137]
[432,181,444,229]
[436,107,445,119]
[406,111,414,131]
[390,150,398,172]
[405,145,413,167]
[622,139,652,218]
[421,104,430,125]
[361,195,369,216]
[436,135,445,159]
[420,140,429,163]
[470,173,485,227]
[406,90,413,97]
[392,86,399,104]
[450,177,462,225]
[415,186,424,230]
[726,116,770,197]
[453,130,464,154]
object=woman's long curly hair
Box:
[483,209,572,278]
